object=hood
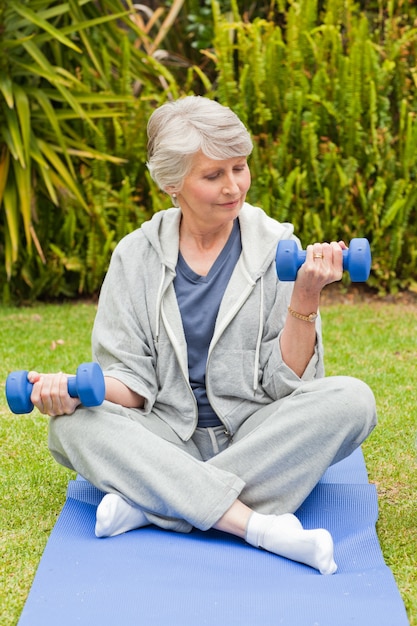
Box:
[140,203,295,278]
[238,203,295,279]
[140,207,182,273]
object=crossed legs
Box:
[49,376,376,575]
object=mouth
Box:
[220,198,241,209]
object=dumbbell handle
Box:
[67,377,81,398]
[295,248,350,269]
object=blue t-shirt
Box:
[174,219,242,427]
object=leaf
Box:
[21,41,99,131]
[37,139,89,211]
[0,76,14,109]
[12,3,83,53]
[14,87,31,167]
[12,159,32,249]
[3,176,20,263]
[3,108,26,168]
[0,148,10,206]
[31,88,75,177]
[27,132,59,206]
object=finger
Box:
[338,240,348,250]
[48,372,69,416]
[27,370,41,384]
[29,375,48,415]
[52,373,80,416]
[311,243,324,261]
[329,241,344,274]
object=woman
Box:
[30,96,377,575]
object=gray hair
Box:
[146,96,253,194]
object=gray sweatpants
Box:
[48,376,376,533]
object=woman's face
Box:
[175,152,251,230]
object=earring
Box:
[172,193,177,199]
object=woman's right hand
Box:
[293,241,347,297]
[27,371,81,417]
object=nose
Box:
[222,174,240,195]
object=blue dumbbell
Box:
[5,362,105,414]
[275,238,371,282]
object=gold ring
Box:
[313,253,323,259]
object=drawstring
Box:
[207,427,220,455]
[253,275,264,391]
[155,264,166,342]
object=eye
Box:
[205,171,221,181]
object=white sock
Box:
[95,493,149,538]
[245,512,337,575]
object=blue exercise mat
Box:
[18,448,409,626]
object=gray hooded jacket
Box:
[92,203,324,441]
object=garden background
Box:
[1,1,417,624]
[1,0,417,301]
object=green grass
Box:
[320,293,417,623]
[0,303,96,624]
[1,296,416,624]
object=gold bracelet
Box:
[288,306,318,323]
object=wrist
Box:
[287,306,318,323]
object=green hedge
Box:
[1,0,417,301]
[0,0,186,302]
[211,0,417,293]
